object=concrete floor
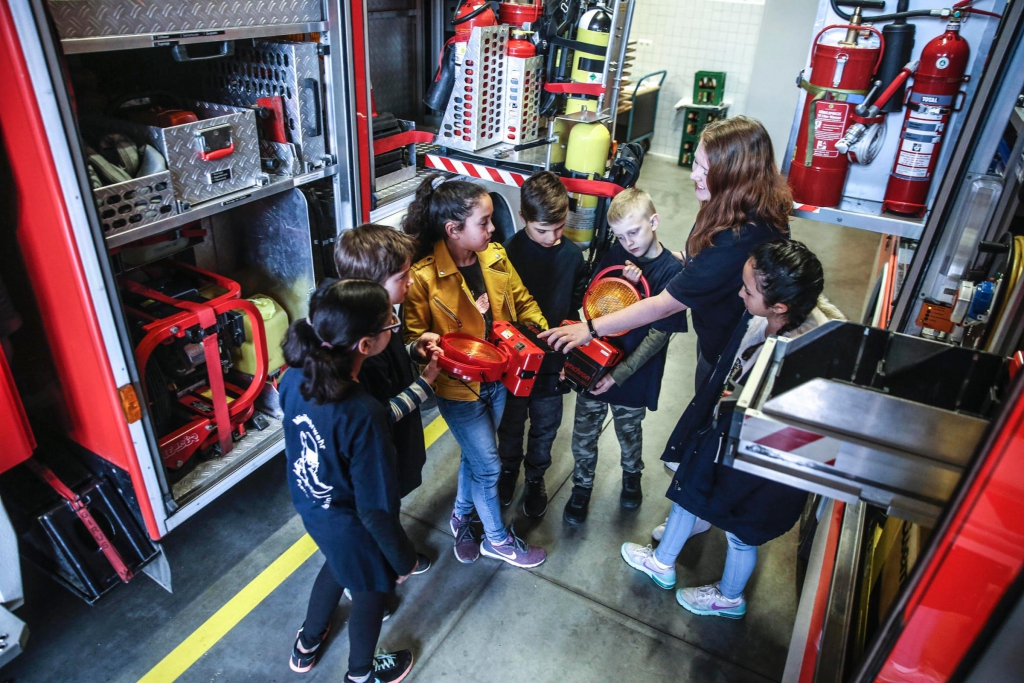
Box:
[3,156,881,683]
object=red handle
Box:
[544,82,606,97]
[200,140,234,161]
[592,265,651,298]
[373,130,436,155]
[560,177,624,198]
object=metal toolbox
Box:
[206,40,326,173]
[111,102,263,207]
[45,0,324,40]
[725,321,1006,525]
[92,171,176,238]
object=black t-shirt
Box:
[590,242,688,410]
[504,230,587,325]
[504,231,587,396]
[359,330,426,498]
[666,219,786,363]
[458,259,493,335]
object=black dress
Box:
[661,313,808,547]
[280,370,417,591]
[359,331,427,497]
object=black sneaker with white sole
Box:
[346,648,414,683]
[412,552,432,575]
[289,622,331,673]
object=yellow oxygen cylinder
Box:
[571,7,611,85]
[563,121,611,248]
[234,294,289,376]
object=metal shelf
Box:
[792,198,925,240]
[60,22,329,55]
[105,165,336,248]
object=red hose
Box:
[872,65,915,110]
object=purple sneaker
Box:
[450,511,480,564]
[479,528,546,568]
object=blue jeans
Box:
[437,382,508,545]
[654,503,757,599]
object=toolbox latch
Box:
[195,124,234,161]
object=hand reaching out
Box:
[421,350,441,384]
[414,333,441,360]
[590,373,616,395]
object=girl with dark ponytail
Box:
[620,240,845,621]
[402,174,549,568]
[280,279,418,682]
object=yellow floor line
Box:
[138,414,448,683]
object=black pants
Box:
[301,561,388,678]
[496,392,563,480]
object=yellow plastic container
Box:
[234,294,289,375]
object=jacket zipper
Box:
[433,296,463,329]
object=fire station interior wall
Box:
[628,0,767,158]
[744,0,819,162]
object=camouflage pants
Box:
[571,392,647,489]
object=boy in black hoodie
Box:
[497,171,587,518]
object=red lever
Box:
[200,141,234,162]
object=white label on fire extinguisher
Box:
[812,102,849,158]
[894,110,944,179]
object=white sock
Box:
[348,672,371,683]
[652,555,672,570]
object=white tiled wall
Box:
[626,0,766,159]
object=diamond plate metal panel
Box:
[368,11,423,122]
[92,171,177,238]
[112,101,262,206]
[440,25,508,152]
[171,416,283,501]
[260,140,301,176]
[502,55,542,145]
[207,41,326,172]
[47,0,324,39]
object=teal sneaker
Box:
[675,582,746,619]
[620,542,676,589]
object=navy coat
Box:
[661,312,808,547]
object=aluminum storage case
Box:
[111,102,263,207]
[206,40,326,173]
[92,171,177,238]
[45,0,324,40]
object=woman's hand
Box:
[414,332,442,360]
[622,261,643,285]
[590,374,616,395]
[538,321,592,352]
[421,350,441,384]
[397,559,417,584]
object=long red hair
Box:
[687,116,791,258]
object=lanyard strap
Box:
[25,459,134,583]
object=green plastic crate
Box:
[677,103,729,167]
[693,71,726,106]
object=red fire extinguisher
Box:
[882,18,969,217]
[789,23,884,208]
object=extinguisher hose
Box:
[453,0,499,25]
[830,0,947,22]
[872,61,918,111]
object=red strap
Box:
[25,459,134,583]
[194,305,233,457]
[560,177,625,198]
[373,130,435,156]
[850,113,885,126]
[544,83,606,96]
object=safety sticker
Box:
[812,102,849,158]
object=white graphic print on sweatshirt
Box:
[292,414,333,509]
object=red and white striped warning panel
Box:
[425,154,528,188]
[793,202,822,214]
[739,416,837,465]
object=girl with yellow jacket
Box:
[403,175,548,569]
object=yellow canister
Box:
[563,121,611,248]
[234,294,289,376]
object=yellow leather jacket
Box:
[404,239,547,401]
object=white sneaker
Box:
[652,517,711,542]
[675,582,746,619]
[620,542,676,589]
